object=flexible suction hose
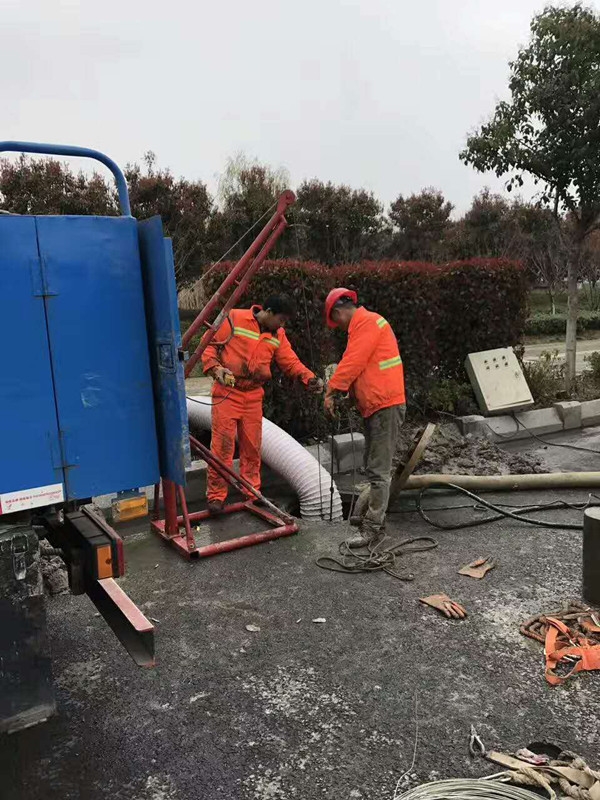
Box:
[186,397,343,521]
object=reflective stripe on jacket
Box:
[328,306,405,418]
[201,306,314,389]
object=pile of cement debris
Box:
[397,422,548,477]
[39,538,69,596]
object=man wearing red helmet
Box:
[324,288,405,547]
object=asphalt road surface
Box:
[2,433,600,799]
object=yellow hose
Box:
[403,472,600,491]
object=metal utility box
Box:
[465,347,534,415]
[0,145,190,511]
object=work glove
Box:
[324,389,349,416]
[324,390,337,416]
[211,366,236,387]
[458,557,495,580]
[306,377,324,394]
[419,593,467,620]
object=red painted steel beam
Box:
[86,578,155,667]
[183,192,295,378]
[189,435,294,525]
[182,190,295,350]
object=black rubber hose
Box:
[416,482,585,531]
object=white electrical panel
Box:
[465,347,534,415]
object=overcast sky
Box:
[2,0,596,213]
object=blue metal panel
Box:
[0,216,64,497]
[35,216,160,499]
[137,217,190,485]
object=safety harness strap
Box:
[544,617,600,685]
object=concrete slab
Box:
[581,398,600,428]
[5,490,599,799]
[332,432,365,473]
[482,415,529,440]
[481,408,563,441]
[456,414,487,437]
[553,401,582,430]
[305,442,332,469]
[514,407,563,436]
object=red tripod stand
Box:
[151,191,300,559]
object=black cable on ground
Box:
[316,535,438,581]
[393,494,600,513]
[416,483,591,531]
[512,412,600,455]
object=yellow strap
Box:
[376,317,388,328]
[233,326,260,341]
[379,355,402,370]
[267,337,280,348]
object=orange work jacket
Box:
[201,306,315,391]
[328,306,405,418]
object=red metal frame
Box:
[153,190,299,559]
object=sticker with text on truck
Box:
[0,483,65,515]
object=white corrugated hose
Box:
[186,397,343,521]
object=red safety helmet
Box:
[325,287,358,328]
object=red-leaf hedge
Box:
[332,261,442,403]
[191,257,528,438]
[437,259,529,378]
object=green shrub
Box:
[584,351,600,384]
[525,311,600,336]
[332,261,441,403]
[520,350,566,406]
[425,379,479,416]
[437,259,529,377]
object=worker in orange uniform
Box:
[202,296,323,512]
[324,288,405,547]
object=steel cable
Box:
[395,779,549,800]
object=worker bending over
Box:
[202,296,323,512]
[324,288,405,547]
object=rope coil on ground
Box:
[316,535,438,580]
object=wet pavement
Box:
[2,433,600,799]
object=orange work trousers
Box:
[207,385,264,503]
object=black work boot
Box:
[207,500,225,515]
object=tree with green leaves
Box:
[125,152,214,284]
[294,179,386,265]
[0,154,115,216]
[460,4,600,386]
[389,187,453,261]
[213,153,291,261]
[510,201,568,315]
